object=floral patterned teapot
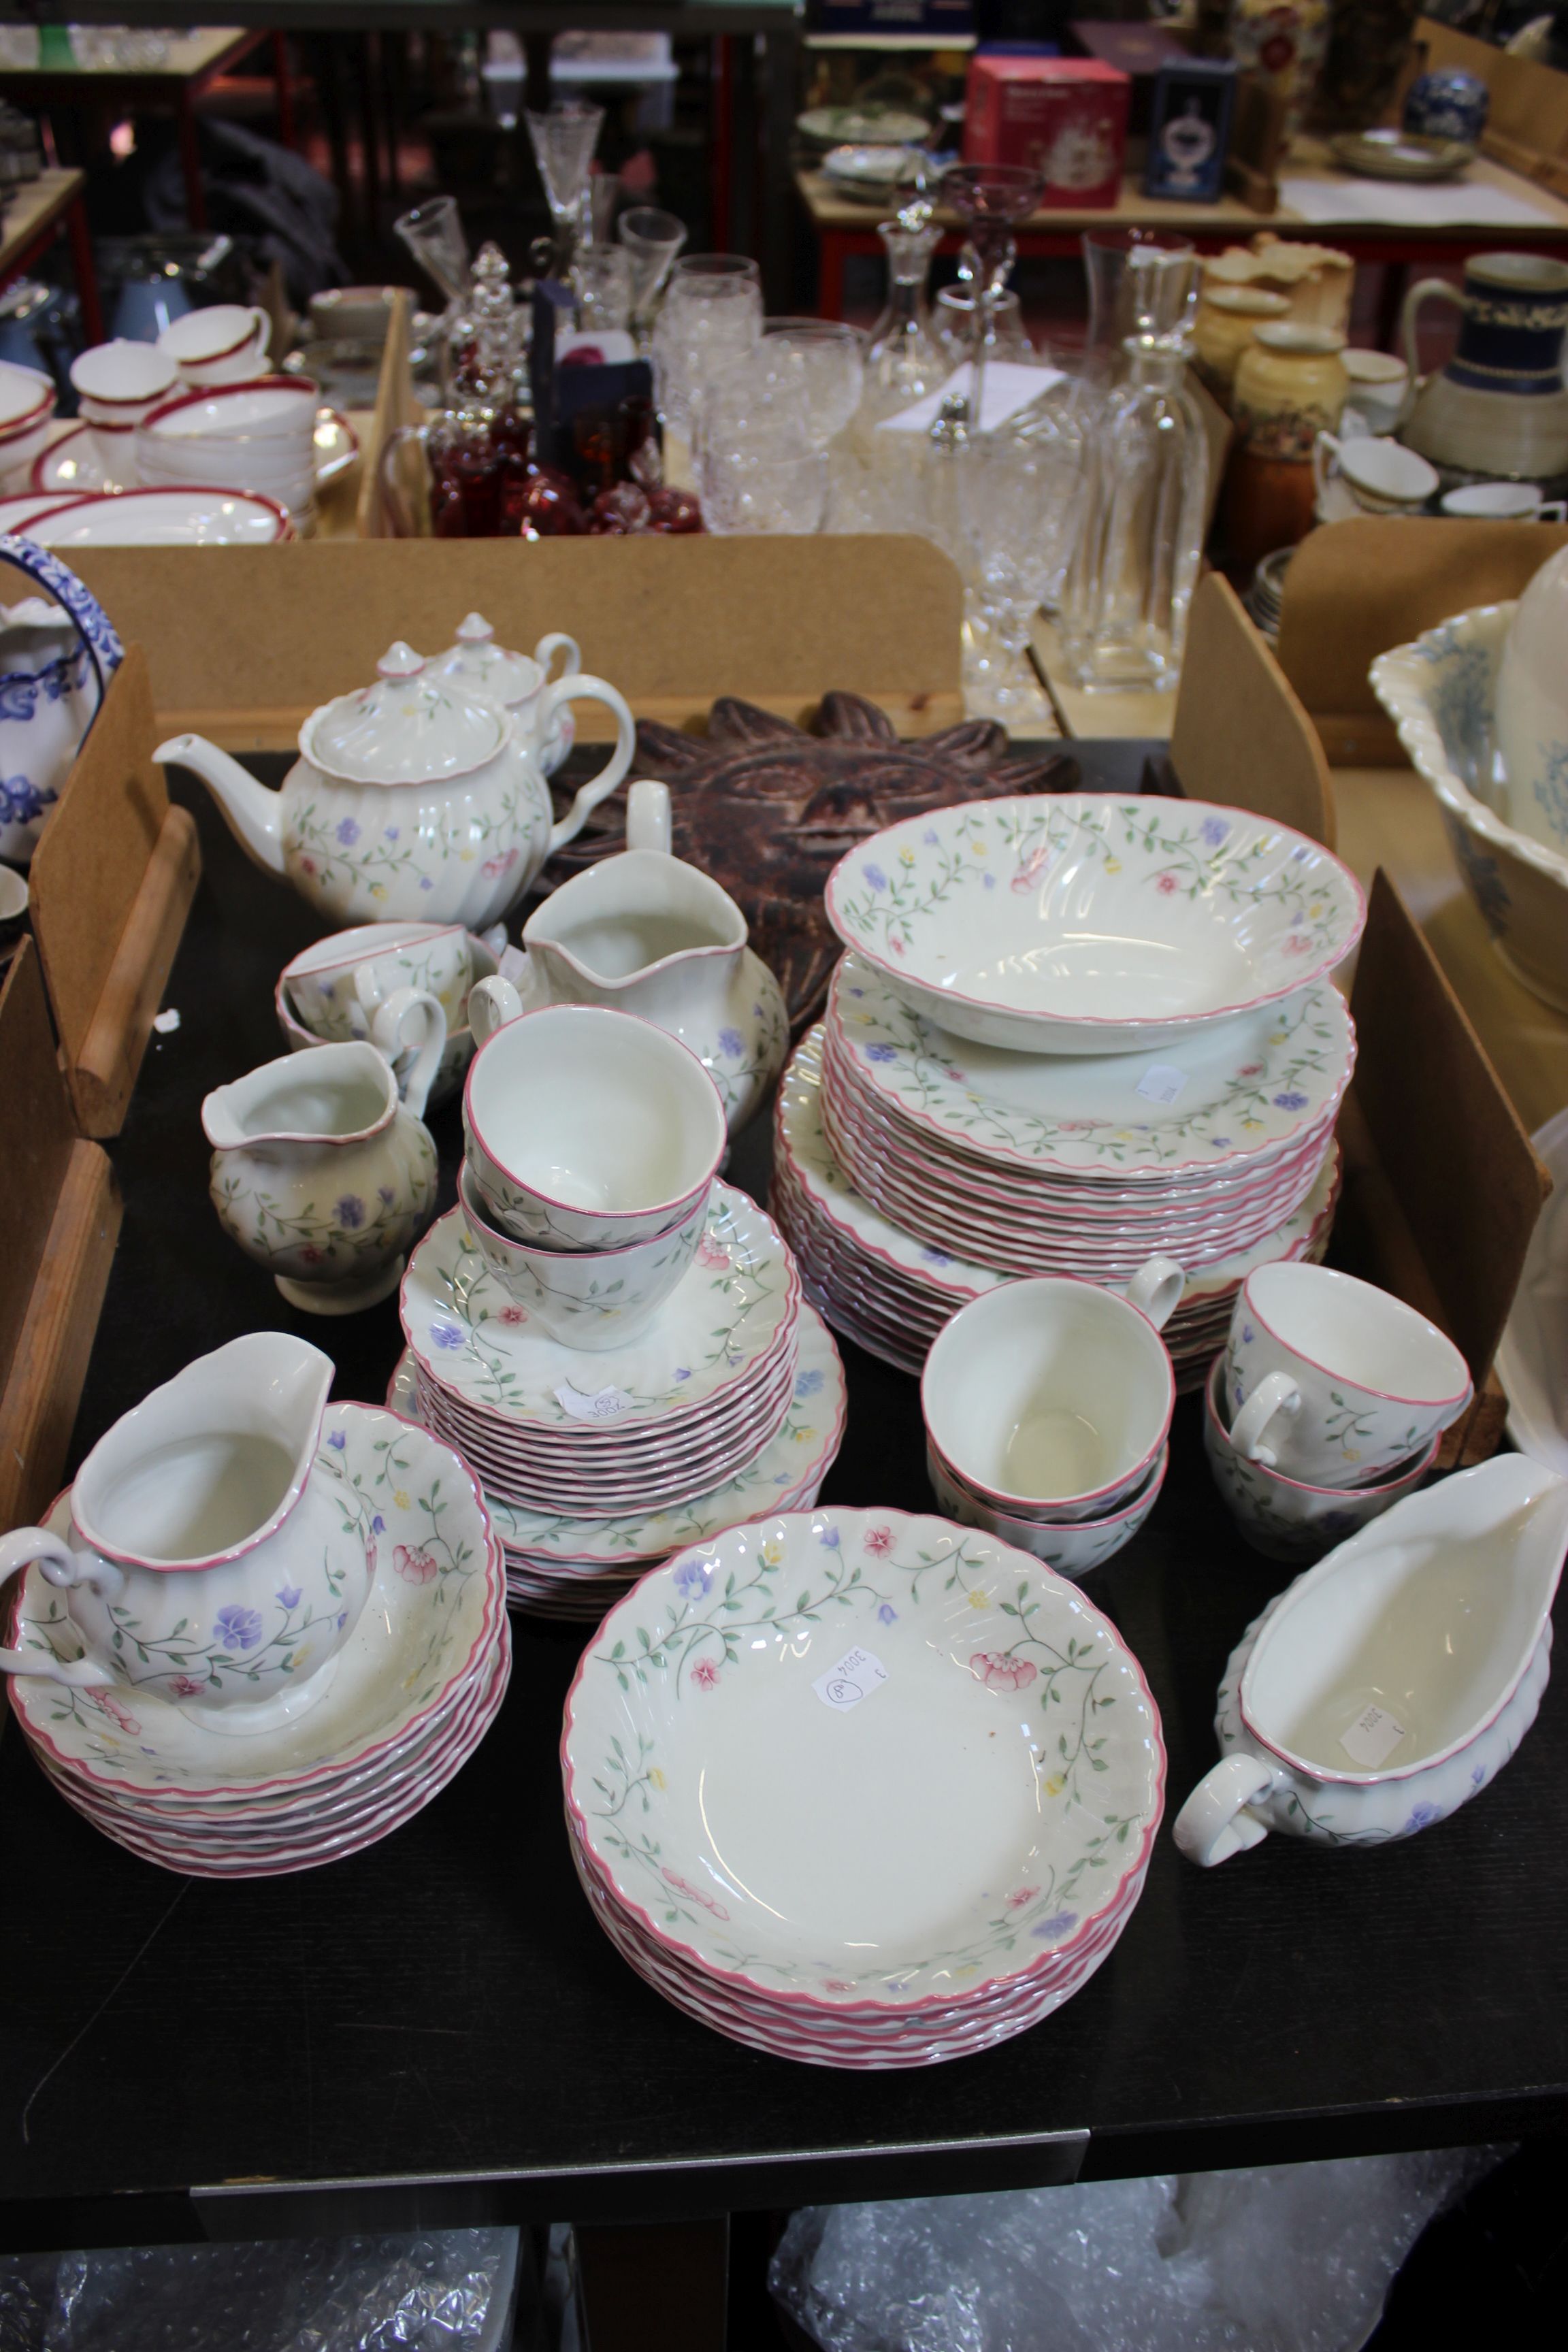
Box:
[429,612,581,777]
[1,533,124,865]
[156,640,635,930]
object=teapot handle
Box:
[1399,276,1463,386]
[0,534,124,723]
[1173,1753,1280,1867]
[361,980,447,1121]
[0,1526,119,1688]
[540,673,636,855]
[533,631,581,683]
[626,778,672,855]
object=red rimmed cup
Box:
[158,301,272,384]
[462,996,727,1252]
[921,1263,1185,1524]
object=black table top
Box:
[1,760,1564,2254]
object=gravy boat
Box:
[0,1334,375,1731]
[1175,1456,1568,1863]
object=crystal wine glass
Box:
[526,99,604,276]
[941,164,1044,429]
[618,206,688,347]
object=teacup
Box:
[1440,480,1567,521]
[70,340,178,483]
[1204,1352,1441,1563]
[457,1160,706,1349]
[1313,430,1437,514]
[926,1440,1168,1581]
[463,994,726,1251]
[0,1333,376,1727]
[158,303,272,387]
[1225,1262,1471,1487]
[282,921,472,1041]
[1341,348,1409,436]
[920,1260,1186,1523]
[275,924,497,1111]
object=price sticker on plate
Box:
[813,1646,889,1713]
[1135,1063,1189,1106]
[555,1380,632,1423]
[1339,1703,1407,1769]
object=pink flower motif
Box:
[1281,933,1311,956]
[300,1244,324,1267]
[690,1656,720,1689]
[890,936,906,955]
[864,1524,893,1556]
[500,1304,527,1325]
[364,1540,377,1578]
[1007,1885,1040,1910]
[947,1068,966,1083]
[168,1675,206,1699]
[395,1544,438,1584]
[1239,1062,1264,1077]
[479,847,520,880]
[1012,843,1054,894]
[662,1866,730,1920]
[300,857,316,876]
[1156,872,1178,895]
[823,1978,857,1993]
[696,1237,730,1271]
[970,1652,1038,1693]
[89,1688,142,1734]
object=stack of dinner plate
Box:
[3,1403,509,1878]
[564,1507,1164,2067]
[774,1026,1341,1387]
[393,1187,845,1618]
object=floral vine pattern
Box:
[284,772,538,915]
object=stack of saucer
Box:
[564,1507,1164,2067]
[4,1403,509,1878]
[773,1028,1340,1387]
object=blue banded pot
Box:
[1403,68,1489,149]
[1401,251,1568,482]
[0,533,123,866]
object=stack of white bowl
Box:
[135,376,321,520]
[394,1001,844,1617]
[69,340,178,489]
[0,359,56,489]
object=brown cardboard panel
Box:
[27,647,201,1137]
[63,537,965,742]
[0,1138,121,1533]
[1337,867,1549,1392]
[1416,16,1568,180]
[1169,571,1336,844]
[1275,517,1568,740]
[356,289,423,540]
[0,940,79,1379]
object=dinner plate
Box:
[565,1505,1164,2012]
[20,486,292,546]
[825,796,1366,1054]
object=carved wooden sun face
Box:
[538,691,1077,1031]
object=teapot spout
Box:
[157,732,286,877]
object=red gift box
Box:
[962,58,1130,208]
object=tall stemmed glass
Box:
[618,206,687,350]
[395,195,471,304]
[526,99,604,276]
[940,164,1044,429]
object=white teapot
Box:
[429,612,581,775]
[156,640,634,930]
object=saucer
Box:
[31,408,358,497]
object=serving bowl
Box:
[824,795,1365,1054]
[1369,602,1568,1013]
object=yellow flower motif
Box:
[1269,1032,1288,1046]
[1308,902,1322,917]
[1242,1115,1263,1129]
[291,1642,313,1676]
[393,1488,411,1509]
[793,1425,816,1445]
[972,839,988,857]
[369,882,387,901]
[898,846,915,866]
[760,1539,783,1567]
[953,1962,979,1978]
[1044,1771,1066,1796]
[1344,1447,1361,1463]
[459,847,476,862]
[649,1766,666,1790]
[967,1589,990,1610]
[1104,856,1122,873]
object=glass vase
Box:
[864,219,943,414]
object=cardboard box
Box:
[963,56,1129,206]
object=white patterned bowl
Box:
[1370,603,1568,1014]
[457,1160,706,1350]
[1203,1353,1441,1564]
[926,1443,1168,1580]
[824,795,1366,1054]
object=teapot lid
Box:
[428,612,544,708]
[304,642,510,784]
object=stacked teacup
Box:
[920,1263,1184,1579]
[67,340,179,489]
[1205,1263,1473,1563]
[396,997,844,1617]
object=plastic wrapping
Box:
[0,2228,519,2352]
[770,2149,1507,2352]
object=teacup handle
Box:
[0,1527,118,1688]
[626,777,672,854]
[1229,1370,1302,1468]
[1311,431,1343,506]
[542,673,636,855]
[1400,276,1463,383]
[1539,502,1567,523]
[1173,1754,1281,1867]
[468,973,527,1045]
[1126,1254,1186,1332]
[534,631,581,683]
[361,981,447,1121]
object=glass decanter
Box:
[1060,336,1209,694]
[864,216,943,414]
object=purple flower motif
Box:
[1291,844,1311,862]
[924,828,939,846]
[372,1514,386,1535]
[1200,815,1230,848]
[384,825,399,840]
[718,1027,745,1059]
[983,872,997,891]
[1471,1764,1486,1786]
[819,1524,841,1549]
[673,1557,713,1596]
[1211,1136,1230,1149]
[1273,1091,1309,1112]
[863,863,888,892]
[378,1186,395,1206]
[326,1428,347,1451]
[921,1246,953,1267]
[848,985,866,998]
[337,1610,348,1628]
[674,1365,691,1382]
[335,1194,365,1229]
[877,1602,898,1624]
[276,1583,302,1610]
[430,1318,465,1350]
[795,1367,824,1397]
[419,875,435,891]
[1404,1801,1441,1833]
[335,817,361,847]
[1032,1910,1078,1939]
[865,1043,897,1064]
[1241,1324,1255,1346]
[215,1605,264,1651]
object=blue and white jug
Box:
[0,533,123,866]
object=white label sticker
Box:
[813,1646,889,1712]
[555,1380,632,1423]
[1339,1703,1407,1769]
[1136,1063,1188,1106]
